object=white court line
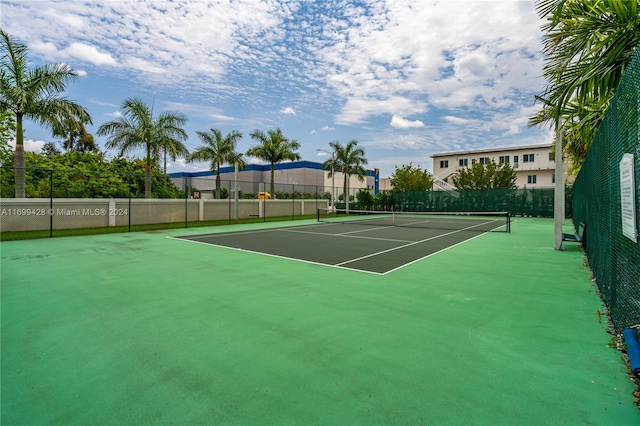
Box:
[381,232,489,275]
[279,228,413,243]
[335,219,498,267]
[170,227,279,240]
[167,236,384,275]
[167,218,510,274]
[169,222,335,241]
[335,225,393,235]
[381,219,512,274]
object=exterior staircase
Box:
[433,175,457,191]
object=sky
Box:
[1,0,553,177]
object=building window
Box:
[549,152,555,161]
[499,155,510,164]
[479,157,490,165]
[513,155,519,163]
[440,160,449,168]
[523,154,535,162]
[552,173,555,184]
[471,159,477,165]
[527,175,537,184]
[459,159,468,167]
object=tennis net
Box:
[317,208,511,233]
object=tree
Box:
[0,109,15,145]
[41,142,61,156]
[56,120,98,153]
[0,109,15,166]
[530,0,640,168]
[390,163,434,192]
[158,130,190,186]
[97,97,188,198]
[0,28,91,197]
[452,161,517,190]
[0,148,186,199]
[326,139,367,205]
[247,128,301,196]
[187,128,246,199]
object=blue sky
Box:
[1,0,552,177]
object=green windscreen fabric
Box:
[572,43,640,331]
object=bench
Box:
[563,222,586,247]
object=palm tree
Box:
[247,128,301,196]
[187,128,245,199]
[326,139,367,206]
[530,0,640,167]
[159,133,190,186]
[97,97,188,198]
[0,29,91,197]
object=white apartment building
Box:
[431,144,557,189]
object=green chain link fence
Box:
[0,167,331,240]
[572,43,640,331]
[391,187,572,218]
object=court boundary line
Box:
[167,235,384,275]
[381,231,489,275]
[167,219,503,274]
[335,219,500,267]
[279,228,413,243]
[171,222,335,241]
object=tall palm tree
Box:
[530,0,640,167]
[187,128,245,199]
[97,98,188,198]
[326,139,367,205]
[247,128,301,196]
[159,133,190,186]
[0,28,91,197]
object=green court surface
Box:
[1,217,638,425]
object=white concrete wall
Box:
[0,198,329,232]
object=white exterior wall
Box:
[0,198,330,232]
[432,144,557,188]
[318,172,374,191]
[378,177,392,191]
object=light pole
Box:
[316,149,335,209]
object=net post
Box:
[507,212,511,233]
[49,169,53,238]
[554,120,565,249]
[317,207,320,222]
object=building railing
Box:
[432,176,457,191]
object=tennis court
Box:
[172,210,512,274]
[1,217,638,425]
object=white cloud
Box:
[443,116,469,124]
[64,42,116,65]
[247,157,264,165]
[163,101,237,122]
[89,99,119,108]
[0,0,549,177]
[167,158,188,169]
[311,125,335,134]
[8,139,45,152]
[390,115,424,129]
